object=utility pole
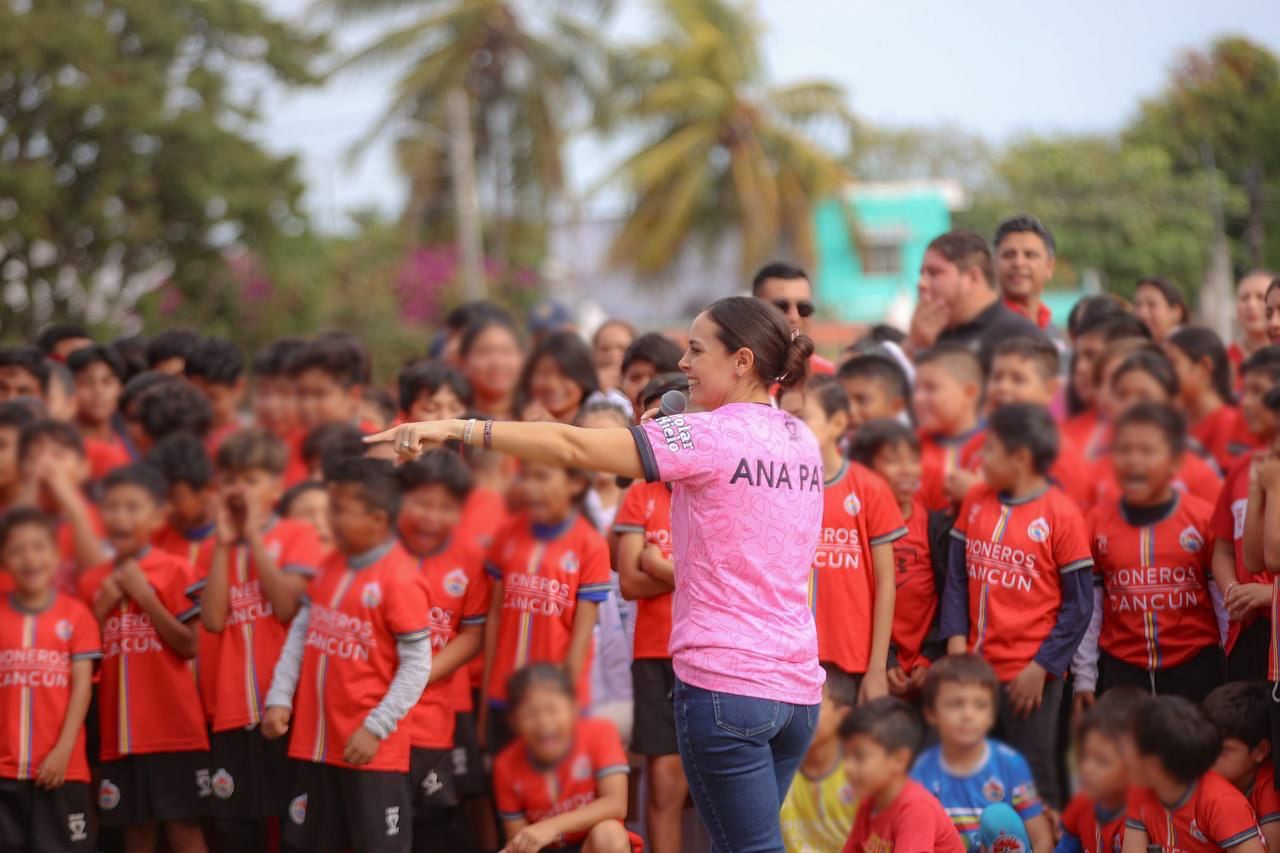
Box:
[447,87,486,300]
[1201,141,1233,341]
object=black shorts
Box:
[410,748,457,818]
[486,705,515,755]
[0,779,94,853]
[208,725,292,820]
[631,658,678,756]
[451,712,486,798]
[96,750,211,827]
[283,760,412,853]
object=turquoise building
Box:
[814,181,1085,325]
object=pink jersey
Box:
[633,403,825,704]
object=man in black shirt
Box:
[905,229,1045,366]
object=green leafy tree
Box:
[326,0,610,253]
[957,135,1232,298]
[0,0,324,340]
[848,120,994,188]
[603,0,852,277]
[1128,36,1280,270]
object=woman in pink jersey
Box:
[371,296,826,852]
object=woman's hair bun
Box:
[776,333,815,392]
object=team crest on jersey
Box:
[989,832,1026,853]
[289,793,308,825]
[55,619,74,641]
[1027,517,1050,543]
[1095,535,1108,556]
[268,541,283,560]
[969,504,982,523]
[561,552,580,574]
[982,776,1005,802]
[838,783,856,805]
[212,769,235,799]
[444,568,469,597]
[843,492,862,517]
[571,755,592,780]
[1179,526,1204,552]
[98,780,121,811]
[361,581,383,608]
[1189,819,1207,842]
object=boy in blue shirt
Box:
[912,654,1052,852]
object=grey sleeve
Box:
[362,636,432,740]
[264,602,311,710]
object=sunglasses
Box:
[772,299,815,318]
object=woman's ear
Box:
[735,347,756,379]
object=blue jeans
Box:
[674,679,819,853]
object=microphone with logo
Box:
[659,390,689,417]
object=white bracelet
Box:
[461,418,477,446]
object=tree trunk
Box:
[1245,160,1266,269]
[447,88,486,301]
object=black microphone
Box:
[659,390,688,416]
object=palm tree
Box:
[603,0,853,277]
[323,0,611,242]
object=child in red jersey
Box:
[481,460,611,751]
[841,696,963,853]
[941,403,1094,808]
[616,442,686,852]
[249,338,308,485]
[0,403,39,521]
[1094,347,1223,507]
[1073,403,1223,711]
[912,345,984,511]
[146,433,218,564]
[1204,681,1280,850]
[782,378,904,701]
[394,450,492,842]
[1063,311,1149,459]
[17,420,107,592]
[835,354,910,429]
[1166,326,1257,473]
[262,457,431,853]
[1216,347,1280,681]
[280,480,334,551]
[66,344,130,480]
[980,336,1094,509]
[849,419,943,697]
[0,508,100,852]
[285,335,373,434]
[1058,687,1146,853]
[493,663,640,853]
[184,337,247,453]
[398,361,472,424]
[199,428,323,849]
[76,463,208,853]
[1123,696,1264,853]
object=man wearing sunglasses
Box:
[751,262,835,375]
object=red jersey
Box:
[409,536,490,749]
[811,461,907,674]
[1193,406,1258,475]
[486,514,612,705]
[78,549,207,760]
[1064,409,1106,462]
[84,436,131,481]
[1249,760,1280,830]
[456,487,510,553]
[952,484,1093,680]
[494,718,640,852]
[0,593,100,782]
[1092,453,1222,510]
[843,778,964,853]
[891,497,936,674]
[1061,792,1125,853]
[1088,495,1218,670]
[151,521,218,722]
[613,481,675,661]
[55,505,104,596]
[196,519,323,733]
[919,428,985,512]
[1125,772,1260,852]
[287,541,429,773]
[1214,453,1263,654]
[283,428,309,488]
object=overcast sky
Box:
[255,0,1280,231]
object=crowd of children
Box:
[3,222,1280,853]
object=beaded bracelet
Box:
[483,419,495,450]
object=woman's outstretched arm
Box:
[366,418,647,481]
